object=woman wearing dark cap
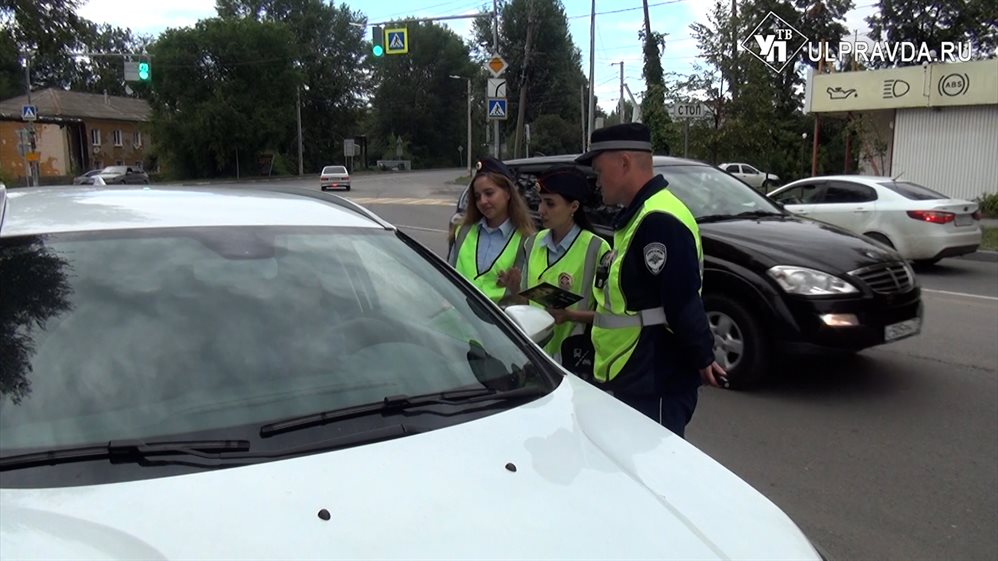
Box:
[448,157,536,305]
[517,165,610,362]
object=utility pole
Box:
[514,0,536,159]
[730,0,738,100]
[587,0,596,143]
[580,84,586,151]
[492,0,501,158]
[23,52,38,187]
[466,78,472,177]
[611,61,624,124]
[296,85,303,177]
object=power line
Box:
[568,0,690,20]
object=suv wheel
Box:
[703,294,769,389]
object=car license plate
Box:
[955,214,973,226]
[885,317,921,341]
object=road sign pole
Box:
[684,119,689,158]
[492,0,500,158]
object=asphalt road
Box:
[262,171,997,561]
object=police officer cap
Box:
[536,166,591,203]
[473,156,514,182]
[575,122,653,166]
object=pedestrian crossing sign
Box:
[488,98,508,120]
[385,27,408,55]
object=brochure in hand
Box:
[518,282,582,309]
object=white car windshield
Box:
[656,165,784,219]
[101,166,129,174]
[322,166,347,174]
[879,180,948,200]
[0,227,546,460]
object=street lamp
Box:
[449,75,472,178]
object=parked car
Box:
[320,165,351,191]
[720,162,780,190]
[72,169,103,185]
[768,175,982,265]
[0,184,826,560]
[451,155,923,388]
[85,165,150,185]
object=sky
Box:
[77,0,880,113]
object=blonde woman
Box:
[448,157,536,305]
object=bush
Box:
[978,192,998,218]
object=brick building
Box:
[0,89,153,183]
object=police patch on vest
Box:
[644,242,667,275]
[558,272,573,289]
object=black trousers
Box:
[617,388,699,439]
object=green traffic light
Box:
[372,44,384,57]
[138,62,150,81]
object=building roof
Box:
[0,88,151,123]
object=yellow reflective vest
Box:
[449,223,526,303]
[521,228,610,358]
[591,188,703,383]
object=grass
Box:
[450,175,471,185]
[982,228,998,251]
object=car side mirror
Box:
[503,305,555,345]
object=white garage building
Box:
[804,59,997,201]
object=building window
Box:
[133,130,142,147]
[91,128,101,146]
[113,130,123,146]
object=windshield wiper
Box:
[259,385,548,438]
[0,439,251,472]
[698,210,784,223]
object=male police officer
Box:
[576,123,726,438]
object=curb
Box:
[958,251,998,263]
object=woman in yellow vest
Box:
[516,166,610,363]
[447,157,535,305]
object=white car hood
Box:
[0,376,819,560]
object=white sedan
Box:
[769,175,982,264]
[320,165,350,191]
[0,183,826,561]
[720,162,780,190]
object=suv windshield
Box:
[655,165,784,219]
[0,227,547,465]
[879,180,947,200]
[322,166,347,174]
[101,166,129,174]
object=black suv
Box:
[450,155,924,388]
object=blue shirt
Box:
[477,218,514,272]
[542,224,581,264]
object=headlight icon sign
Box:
[882,79,911,99]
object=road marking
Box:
[347,197,453,206]
[922,288,998,302]
[398,225,449,233]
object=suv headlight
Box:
[767,265,858,296]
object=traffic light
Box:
[371,26,384,57]
[138,61,151,81]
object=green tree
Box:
[640,0,672,154]
[215,0,369,172]
[866,0,998,63]
[369,21,477,167]
[147,18,298,178]
[530,113,580,156]
[473,0,587,157]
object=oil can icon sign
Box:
[882,79,911,99]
